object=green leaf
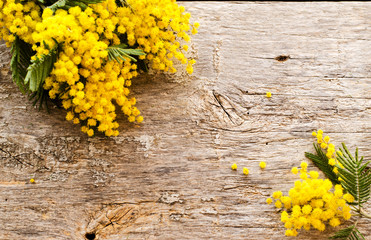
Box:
[48,0,67,11]
[305,143,340,185]
[10,36,34,94]
[107,45,145,63]
[330,225,365,240]
[48,0,105,11]
[25,44,58,92]
[336,144,371,209]
[24,40,61,110]
[10,37,60,110]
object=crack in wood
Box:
[0,147,35,167]
[212,90,236,124]
[86,204,140,237]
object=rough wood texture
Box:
[0,2,370,240]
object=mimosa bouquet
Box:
[0,0,198,136]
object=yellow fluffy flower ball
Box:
[259,161,267,169]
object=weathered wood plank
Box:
[0,2,370,240]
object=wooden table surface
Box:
[0,2,370,239]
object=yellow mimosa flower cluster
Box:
[0,0,41,46]
[267,162,353,237]
[117,0,198,74]
[0,0,198,136]
[312,129,345,175]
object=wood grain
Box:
[0,2,370,239]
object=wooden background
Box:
[0,2,370,239]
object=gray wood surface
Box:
[0,2,370,239]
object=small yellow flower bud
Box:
[259,161,266,169]
[343,193,355,203]
[275,200,282,208]
[272,191,282,199]
[300,161,308,169]
[300,172,308,180]
[87,129,94,137]
[231,163,237,170]
[291,167,299,174]
[136,116,144,123]
[309,171,319,179]
[328,158,336,166]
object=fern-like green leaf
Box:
[107,44,145,63]
[305,143,340,185]
[24,42,60,92]
[336,143,371,209]
[10,36,34,93]
[48,0,67,11]
[330,225,365,240]
[48,0,104,11]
